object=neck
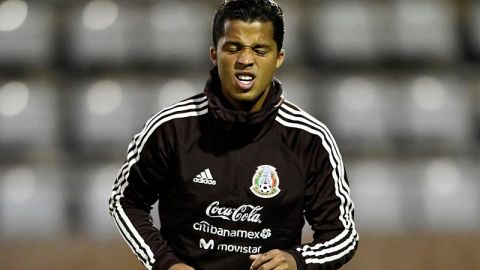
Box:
[221,86,271,113]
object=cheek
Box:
[259,62,277,76]
[218,58,235,72]
[217,63,235,84]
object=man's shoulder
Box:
[276,99,333,136]
[159,93,208,113]
[154,93,208,119]
[142,93,209,132]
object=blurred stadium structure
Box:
[0,0,479,269]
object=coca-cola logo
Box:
[205,201,262,223]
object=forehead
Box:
[221,20,275,44]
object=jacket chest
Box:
[170,135,305,209]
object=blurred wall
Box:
[0,0,479,269]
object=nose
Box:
[236,48,254,66]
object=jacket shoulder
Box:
[276,100,331,135]
[136,93,208,143]
[147,93,208,127]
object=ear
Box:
[210,46,217,65]
[276,49,286,69]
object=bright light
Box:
[158,80,197,109]
[0,81,30,116]
[0,0,28,32]
[1,166,37,204]
[338,76,377,112]
[410,76,446,112]
[86,80,123,115]
[426,158,460,196]
[83,0,118,31]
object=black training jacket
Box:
[109,68,358,270]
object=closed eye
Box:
[223,42,241,53]
[254,48,269,56]
[253,45,271,56]
[222,42,272,56]
[226,45,240,53]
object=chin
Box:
[235,91,258,101]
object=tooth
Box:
[238,75,252,81]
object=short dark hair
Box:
[212,0,285,52]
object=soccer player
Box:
[109,1,358,269]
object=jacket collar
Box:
[203,67,284,128]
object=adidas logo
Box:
[193,168,216,185]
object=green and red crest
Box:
[250,165,281,198]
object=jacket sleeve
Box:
[288,128,358,270]
[108,119,182,270]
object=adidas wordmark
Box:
[193,168,216,185]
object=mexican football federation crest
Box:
[250,165,281,198]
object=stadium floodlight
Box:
[82,0,118,31]
[0,0,28,32]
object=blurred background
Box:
[0,0,479,269]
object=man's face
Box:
[210,20,285,112]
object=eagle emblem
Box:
[250,165,281,198]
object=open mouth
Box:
[235,72,256,90]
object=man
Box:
[109,0,358,269]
